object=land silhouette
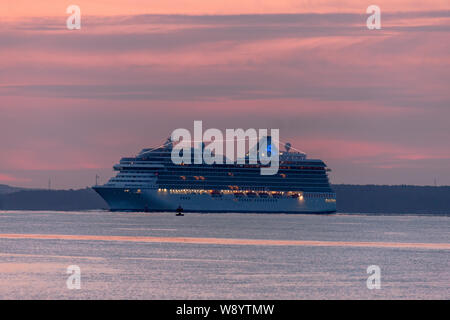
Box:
[0,184,449,214]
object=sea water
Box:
[0,210,448,299]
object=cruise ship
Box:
[93,137,336,213]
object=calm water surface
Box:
[0,210,448,299]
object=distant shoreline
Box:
[1,184,449,215]
[0,210,448,217]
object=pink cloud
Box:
[289,138,450,162]
[0,173,31,183]
[1,9,449,187]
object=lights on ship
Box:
[161,188,310,200]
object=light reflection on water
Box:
[0,210,448,299]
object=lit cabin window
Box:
[180,176,186,180]
[280,173,286,178]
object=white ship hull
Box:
[94,187,336,214]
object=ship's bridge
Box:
[279,151,306,162]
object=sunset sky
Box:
[1,1,449,188]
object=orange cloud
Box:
[1,0,449,18]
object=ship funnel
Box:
[285,142,291,152]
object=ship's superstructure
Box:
[93,137,336,213]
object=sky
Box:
[0,1,449,189]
